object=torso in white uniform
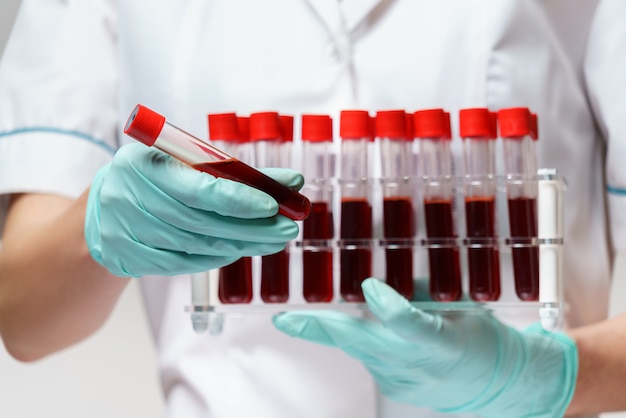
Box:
[0,1,613,417]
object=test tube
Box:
[301,114,335,302]
[279,115,294,170]
[339,110,373,302]
[208,114,253,304]
[377,109,415,300]
[250,111,290,303]
[460,108,501,301]
[414,109,462,301]
[124,104,311,221]
[207,112,239,155]
[498,107,539,301]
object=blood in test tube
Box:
[460,108,501,301]
[125,104,310,221]
[207,113,253,304]
[249,112,293,303]
[339,110,373,302]
[214,115,251,304]
[499,107,539,301]
[301,114,335,302]
[377,109,415,299]
[414,109,462,301]
[218,257,253,304]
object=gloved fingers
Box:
[112,203,292,251]
[129,222,288,256]
[362,278,451,348]
[148,205,299,243]
[411,278,432,301]
[101,175,299,243]
[364,278,504,358]
[119,144,280,219]
[273,310,414,359]
[257,167,305,190]
[102,243,239,277]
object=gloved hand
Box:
[85,143,301,278]
[274,278,578,417]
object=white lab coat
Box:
[0,0,623,417]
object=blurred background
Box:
[1,1,626,417]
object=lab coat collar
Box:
[304,0,383,34]
[340,0,384,33]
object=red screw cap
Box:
[208,112,239,141]
[237,116,250,143]
[249,111,281,141]
[498,107,532,139]
[444,112,452,139]
[280,115,295,142]
[301,114,333,142]
[530,113,538,140]
[459,108,493,139]
[124,104,166,147]
[413,108,449,139]
[375,109,407,140]
[405,112,414,140]
[340,110,371,140]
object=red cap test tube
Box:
[207,112,253,304]
[498,107,540,301]
[415,109,462,302]
[301,114,335,302]
[460,108,501,302]
[208,112,239,155]
[377,109,415,300]
[124,104,311,221]
[339,110,373,302]
[250,111,290,303]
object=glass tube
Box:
[250,111,290,303]
[301,114,335,302]
[460,108,501,302]
[499,107,539,301]
[415,109,462,302]
[339,110,373,302]
[210,114,253,304]
[124,104,311,221]
[377,109,415,300]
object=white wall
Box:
[0,2,165,417]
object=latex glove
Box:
[274,278,577,417]
[85,143,301,277]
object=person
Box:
[0,0,625,417]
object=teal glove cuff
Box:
[443,323,578,417]
[84,163,108,268]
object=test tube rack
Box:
[187,169,564,335]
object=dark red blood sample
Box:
[261,250,290,303]
[193,159,310,221]
[424,199,462,301]
[340,199,372,302]
[303,202,334,302]
[465,196,501,301]
[508,197,539,301]
[383,197,415,299]
[303,249,334,302]
[218,257,253,304]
